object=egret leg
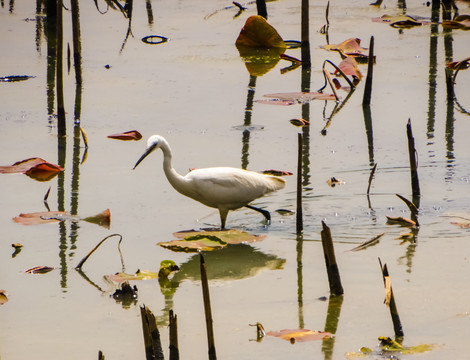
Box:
[219,209,229,230]
[245,205,271,224]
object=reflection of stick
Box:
[75,234,122,270]
[378,258,404,337]
[367,163,377,195]
[321,222,343,296]
[169,309,179,360]
[296,133,303,234]
[200,253,217,360]
[362,36,375,106]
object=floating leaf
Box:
[106,269,161,283]
[82,209,111,229]
[442,15,470,30]
[107,130,142,141]
[326,177,346,187]
[321,38,367,56]
[262,169,293,176]
[275,209,295,216]
[372,14,419,23]
[451,221,470,229]
[13,209,110,228]
[25,266,54,274]
[159,234,227,252]
[447,57,470,71]
[267,328,332,343]
[347,337,435,358]
[391,19,422,28]
[258,92,337,105]
[290,118,309,127]
[0,157,64,181]
[173,229,265,245]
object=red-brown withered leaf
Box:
[0,158,63,181]
[13,211,68,225]
[107,130,142,141]
[336,57,362,80]
[321,38,367,56]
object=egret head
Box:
[133,135,164,169]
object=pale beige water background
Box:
[1,0,470,359]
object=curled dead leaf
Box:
[0,157,64,181]
[262,169,293,176]
[107,130,142,141]
[25,266,55,274]
[386,216,416,227]
[267,328,332,342]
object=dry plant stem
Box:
[140,305,164,360]
[320,221,344,296]
[379,258,404,338]
[169,309,179,360]
[362,36,375,106]
[367,163,377,195]
[406,119,421,197]
[296,133,303,234]
[319,60,355,92]
[301,0,311,68]
[75,234,122,270]
[200,252,217,360]
[323,68,340,102]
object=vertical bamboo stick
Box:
[362,36,374,106]
[200,253,217,360]
[320,222,344,296]
[406,119,420,199]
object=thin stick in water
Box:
[407,119,420,197]
[296,133,303,234]
[367,163,377,195]
[362,36,375,106]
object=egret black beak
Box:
[133,143,157,169]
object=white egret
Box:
[133,135,286,229]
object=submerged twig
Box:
[75,234,122,270]
[350,233,384,251]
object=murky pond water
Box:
[1,0,470,359]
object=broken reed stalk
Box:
[200,252,217,360]
[296,133,303,234]
[75,234,122,270]
[140,305,165,360]
[320,221,344,296]
[362,36,375,106]
[378,259,404,338]
[98,350,105,360]
[169,309,179,360]
[406,119,421,197]
[367,163,377,195]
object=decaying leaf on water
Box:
[0,290,8,305]
[321,38,367,56]
[13,209,110,228]
[0,75,36,82]
[372,14,428,28]
[290,118,309,127]
[0,157,64,181]
[350,233,384,251]
[107,130,142,141]
[257,92,337,105]
[105,260,179,283]
[11,243,23,258]
[386,216,416,227]
[262,169,293,176]
[327,177,346,187]
[442,15,470,30]
[275,209,295,216]
[266,328,332,343]
[346,336,435,358]
[159,235,227,252]
[335,57,362,80]
[447,57,470,71]
[451,221,470,229]
[173,229,265,244]
[25,266,55,274]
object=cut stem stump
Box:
[169,309,179,360]
[379,258,404,338]
[140,305,164,360]
[320,222,344,296]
